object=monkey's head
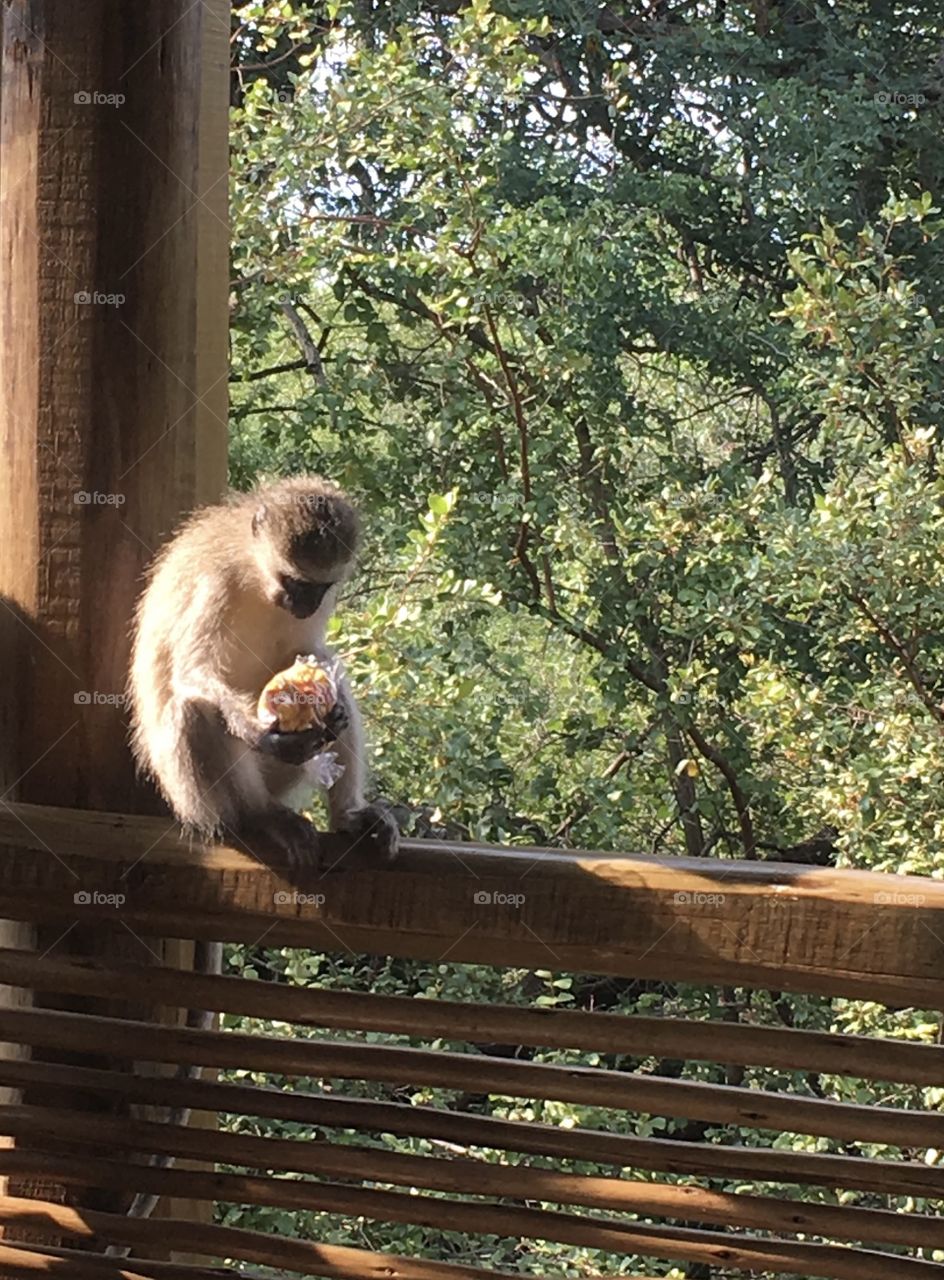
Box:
[250,478,360,618]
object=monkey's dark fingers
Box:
[256,725,330,766]
[323,699,350,741]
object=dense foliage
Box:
[226,1,944,1273]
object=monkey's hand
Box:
[336,802,400,867]
[255,724,334,767]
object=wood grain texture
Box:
[0,1198,605,1280]
[0,0,229,1248]
[0,1012,940,1147]
[1,802,943,1004]
[0,1055,937,1199]
[0,1,229,811]
[0,1192,940,1280]
[0,946,937,1082]
[1,1118,941,1250]
[0,1242,284,1278]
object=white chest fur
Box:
[220,592,329,695]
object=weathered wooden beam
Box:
[0,1,229,809]
[0,0,230,1247]
[0,803,943,1005]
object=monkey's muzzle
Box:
[279,579,330,618]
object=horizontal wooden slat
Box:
[0,1006,938,1148]
[0,1242,160,1278]
[0,947,937,1084]
[0,1197,549,1279]
[0,1187,939,1280]
[0,1241,658,1280]
[3,1115,940,1249]
[0,1057,935,1199]
[1,802,943,1002]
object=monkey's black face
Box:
[277,576,332,618]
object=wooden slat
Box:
[0,1243,159,1278]
[0,1197,621,1280]
[0,1007,939,1149]
[0,1249,268,1280]
[0,1190,940,1280]
[0,1243,643,1280]
[2,1121,941,1249]
[1,803,944,1002]
[0,1057,936,1199]
[0,947,937,1084]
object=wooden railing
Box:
[0,800,941,1277]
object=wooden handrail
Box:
[1,802,943,1002]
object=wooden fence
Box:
[0,800,941,1277]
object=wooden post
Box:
[0,0,230,1250]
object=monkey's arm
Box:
[325,677,398,863]
[180,670,337,766]
[177,670,261,745]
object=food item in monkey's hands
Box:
[257,656,338,733]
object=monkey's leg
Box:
[177,698,323,874]
[226,803,324,876]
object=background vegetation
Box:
[224,2,944,1273]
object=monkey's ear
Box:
[251,504,268,537]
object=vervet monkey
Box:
[129,474,399,870]
[112,476,398,1242]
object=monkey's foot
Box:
[227,807,324,878]
[335,802,400,867]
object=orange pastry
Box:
[257,656,337,733]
